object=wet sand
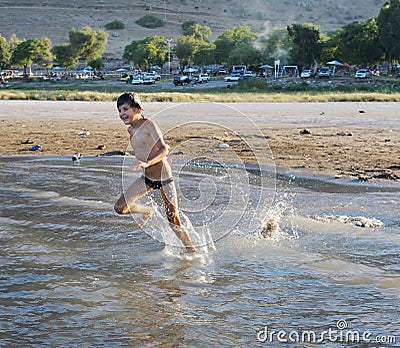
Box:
[0,100,398,181]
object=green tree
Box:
[320,31,337,63]
[330,19,383,65]
[52,43,79,73]
[227,43,262,67]
[0,34,11,69]
[287,23,322,67]
[69,26,108,63]
[377,0,400,62]
[11,38,53,76]
[136,15,164,29]
[87,57,104,72]
[35,38,53,70]
[260,28,291,65]
[177,21,214,67]
[174,35,199,67]
[214,26,258,64]
[123,36,167,70]
[124,41,143,67]
[105,19,125,30]
[182,22,212,42]
[8,34,22,52]
[182,20,197,33]
[192,41,216,66]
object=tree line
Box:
[0,27,108,77]
[0,0,399,75]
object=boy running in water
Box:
[114,92,196,252]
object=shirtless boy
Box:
[114,92,196,252]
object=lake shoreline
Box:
[0,100,398,182]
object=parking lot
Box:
[122,77,231,90]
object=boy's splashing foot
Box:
[186,245,197,253]
[171,224,197,252]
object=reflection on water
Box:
[1,157,399,346]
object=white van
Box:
[193,73,210,83]
[232,65,247,74]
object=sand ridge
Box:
[0,101,398,181]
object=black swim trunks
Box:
[142,175,173,189]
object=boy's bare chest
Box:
[129,129,153,153]
[130,132,147,148]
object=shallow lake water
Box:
[1,155,399,347]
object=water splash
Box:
[309,215,384,228]
[142,200,216,254]
[180,212,216,252]
[257,198,298,240]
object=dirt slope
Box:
[0,0,387,58]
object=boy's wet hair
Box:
[117,92,143,110]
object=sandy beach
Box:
[0,100,398,181]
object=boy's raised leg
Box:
[114,177,154,228]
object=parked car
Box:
[142,76,156,85]
[218,68,229,75]
[120,73,130,82]
[354,69,371,79]
[243,71,256,78]
[131,75,144,85]
[145,72,161,81]
[317,67,332,78]
[193,73,210,83]
[173,75,191,86]
[224,72,243,82]
[300,69,314,78]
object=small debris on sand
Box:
[78,131,90,136]
[29,144,42,151]
[96,144,107,150]
[300,129,312,135]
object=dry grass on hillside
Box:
[0,0,387,59]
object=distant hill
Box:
[0,0,387,59]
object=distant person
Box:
[113,92,196,252]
